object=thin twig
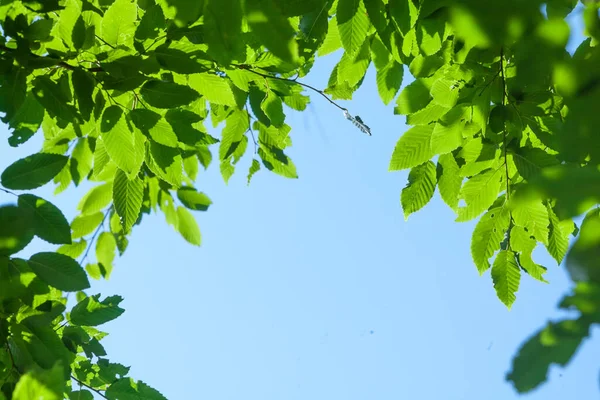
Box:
[0,188,17,197]
[71,375,108,399]
[245,105,258,153]
[79,208,111,265]
[500,49,510,197]
[95,34,115,49]
[235,64,348,112]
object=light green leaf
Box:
[130,109,179,148]
[431,77,460,108]
[106,378,167,400]
[156,0,203,26]
[18,194,71,245]
[389,0,419,35]
[176,207,201,246]
[28,252,90,291]
[401,161,436,220]
[100,106,145,177]
[13,364,64,400]
[71,212,104,239]
[102,0,137,47]
[57,239,87,259]
[204,0,244,64]
[338,39,371,87]
[431,120,463,154]
[376,60,403,105]
[92,138,111,179]
[247,159,261,185]
[436,153,462,211]
[70,295,124,326]
[471,207,510,275]
[395,80,430,115]
[337,0,370,56]
[406,102,449,125]
[70,137,94,185]
[261,91,285,127]
[177,188,212,211]
[1,153,68,190]
[545,204,572,264]
[140,80,200,109]
[220,110,249,161]
[318,16,342,56]
[511,226,548,283]
[146,141,183,187]
[113,168,143,233]
[95,232,116,279]
[188,74,236,106]
[511,199,550,245]
[491,250,521,309]
[245,0,299,64]
[389,125,434,171]
[79,183,113,215]
[258,146,298,179]
[456,168,503,222]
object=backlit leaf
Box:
[28,252,90,291]
[18,194,71,245]
[491,250,521,309]
[389,125,434,171]
[176,207,201,246]
[337,0,370,56]
[471,207,510,274]
[113,169,143,233]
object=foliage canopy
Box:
[0,0,599,397]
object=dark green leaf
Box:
[18,194,71,245]
[0,205,34,256]
[140,80,200,108]
[71,294,124,326]
[1,153,69,190]
[28,252,90,291]
[204,0,244,64]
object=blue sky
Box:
[1,12,599,400]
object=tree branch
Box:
[0,44,103,72]
[79,208,111,265]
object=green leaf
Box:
[389,125,434,171]
[511,226,548,283]
[245,0,299,64]
[471,207,511,275]
[8,92,44,147]
[565,208,600,283]
[220,110,249,161]
[261,91,285,127]
[154,45,211,75]
[28,252,90,292]
[102,0,137,47]
[401,161,436,220]
[146,141,184,187]
[71,69,95,121]
[156,0,203,26]
[318,16,342,56]
[431,120,463,155]
[436,153,462,211]
[337,39,371,87]
[0,205,35,256]
[31,76,79,122]
[101,106,146,177]
[456,168,503,222]
[204,0,244,64]
[395,80,431,115]
[176,207,201,246]
[70,138,94,185]
[130,109,179,148]
[71,212,104,239]
[177,188,212,211]
[57,239,87,259]
[337,0,370,56]
[188,74,236,106]
[247,159,261,185]
[406,102,449,125]
[376,60,403,105]
[491,250,521,309]
[389,0,419,35]
[545,205,572,264]
[430,77,460,108]
[507,319,590,393]
[70,295,124,326]
[1,153,68,190]
[106,378,167,400]
[18,194,71,245]
[95,232,116,278]
[113,169,143,233]
[79,183,113,215]
[13,364,64,400]
[511,199,550,245]
[140,80,200,109]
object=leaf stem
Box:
[499,48,510,202]
[79,208,111,265]
[71,375,108,399]
[0,188,17,197]
[235,64,349,112]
